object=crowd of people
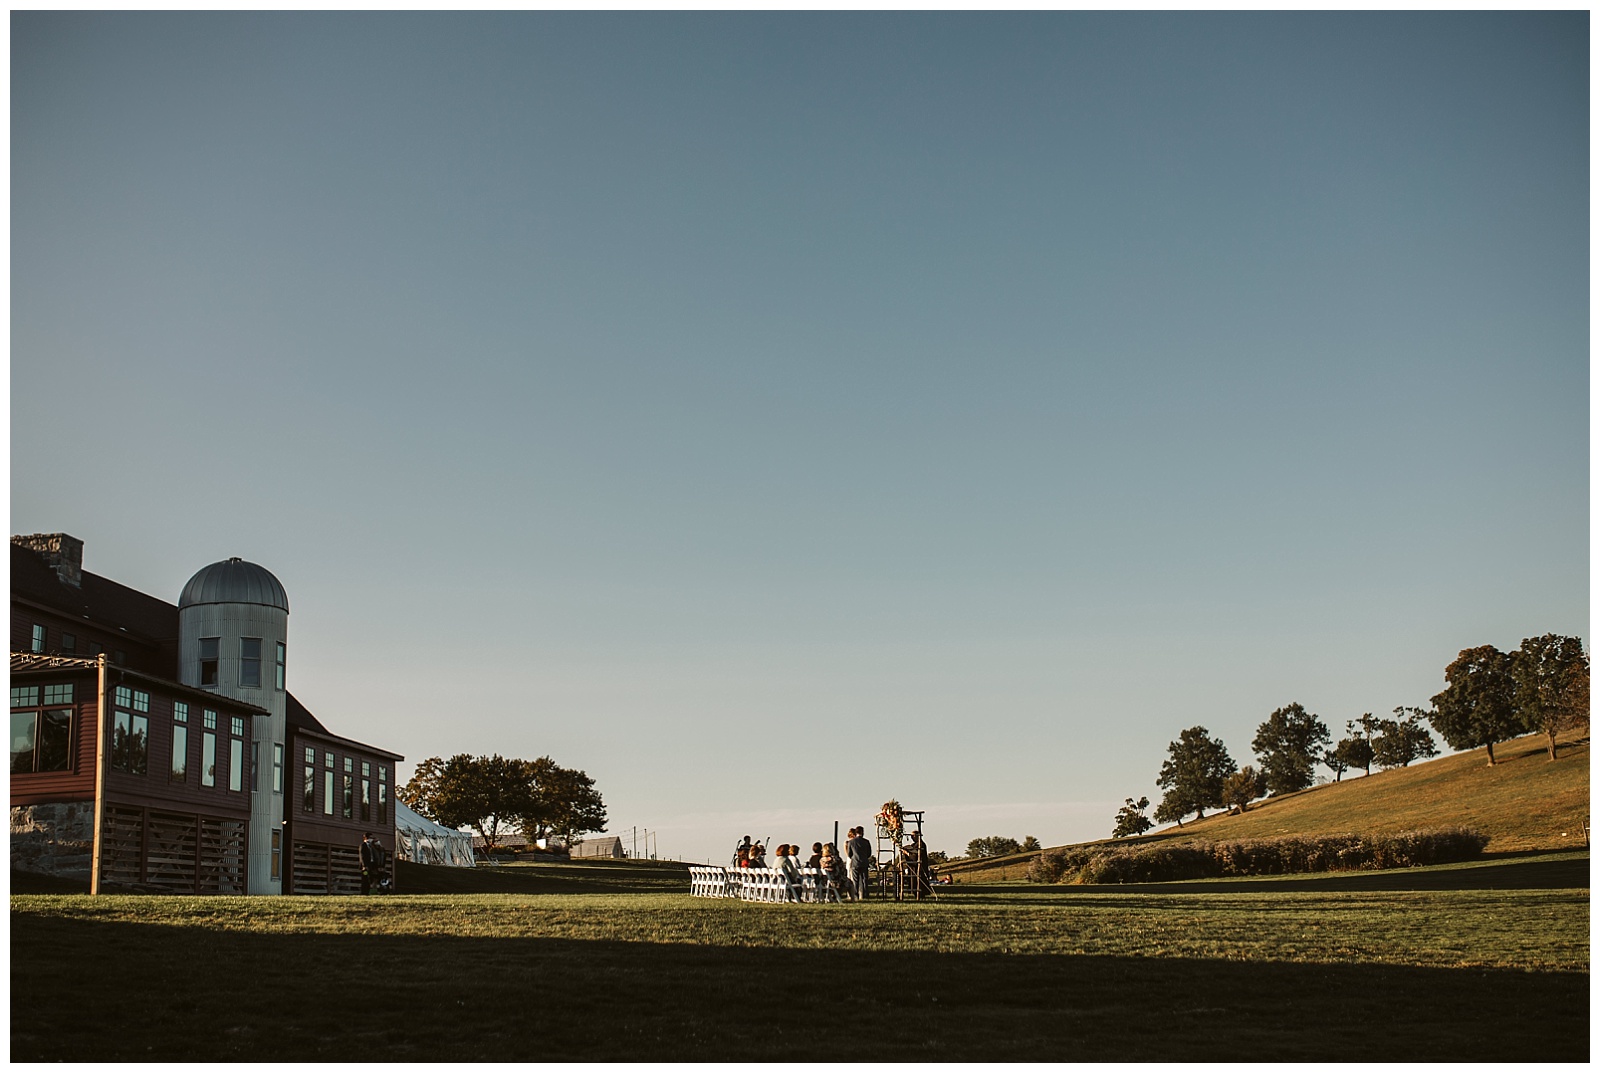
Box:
[729,826,936,900]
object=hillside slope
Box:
[944,730,1589,882]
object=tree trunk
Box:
[1547,728,1559,761]
[1485,740,1497,766]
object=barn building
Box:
[10,532,402,894]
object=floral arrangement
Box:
[876,799,904,841]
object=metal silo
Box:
[178,557,290,895]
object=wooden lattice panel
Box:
[197,818,246,893]
[144,811,199,891]
[100,807,144,886]
[292,841,329,894]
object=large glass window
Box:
[342,774,354,819]
[11,709,71,774]
[111,709,148,774]
[230,738,244,792]
[239,638,261,688]
[199,638,219,686]
[275,642,286,691]
[303,756,315,813]
[361,777,371,821]
[172,702,189,782]
[323,770,335,815]
[201,732,217,788]
[378,766,388,822]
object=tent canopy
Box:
[395,800,476,868]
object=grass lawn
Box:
[11,854,1588,1062]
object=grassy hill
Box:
[943,730,1589,882]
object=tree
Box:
[1221,766,1267,813]
[1020,836,1042,853]
[1328,717,1375,781]
[1429,645,1520,765]
[1112,796,1154,838]
[1155,726,1236,824]
[400,753,537,854]
[1251,703,1331,795]
[1371,707,1440,769]
[519,756,608,847]
[1511,634,1590,761]
[966,836,1023,859]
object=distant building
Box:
[11,533,402,894]
[571,836,625,859]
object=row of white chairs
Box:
[688,865,843,903]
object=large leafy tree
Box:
[1251,703,1331,795]
[1221,765,1267,813]
[1371,707,1439,769]
[1112,796,1154,839]
[1328,716,1375,781]
[400,753,537,854]
[1511,634,1590,761]
[1156,726,1236,823]
[1429,645,1520,766]
[520,756,608,847]
[966,836,1023,859]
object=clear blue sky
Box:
[12,13,1588,862]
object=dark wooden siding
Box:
[283,726,397,894]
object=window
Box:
[114,685,131,709]
[113,650,126,665]
[111,710,148,775]
[204,710,217,729]
[378,767,388,823]
[323,770,335,815]
[275,642,286,691]
[231,716,245,737]
[11,685,71,774]
[273,743,284,794]
[61,633,75,653]
[199,638,219,686]
[201,729,217,788]
[342,774,353,819]
[302,754,315,813]
[230,738,243,792]
[86,640,104,657]
[31,624,45,653]
[361,777,371,821]
[171,702,189,782]
[132,690,149,713]
[240,638,261,688]
[344,756,353,774]
[271,830,282,880]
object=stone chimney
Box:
[13,533,84,588]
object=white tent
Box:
[395,800,476,868]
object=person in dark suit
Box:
[359,832,380,895]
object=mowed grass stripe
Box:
[11,896,1588,1062]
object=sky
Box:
[11,12,1589,864]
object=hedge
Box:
[1025,828,1489,884]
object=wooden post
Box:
[89,654,109,895]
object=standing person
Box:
[846,826,873,901]
[359,832,379,895]
[733,834,752,867]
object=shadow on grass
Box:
[11,916,1588,1062]
[951,852,1590,898]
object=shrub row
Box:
[1024,828,1489,884]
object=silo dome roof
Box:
[179,558,289,612]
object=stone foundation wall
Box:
[12,802,95,880]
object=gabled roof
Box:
[286,691,403,762]
[11,542,179,645]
